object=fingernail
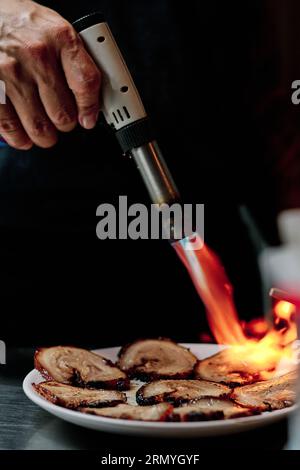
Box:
[81,112,99,130]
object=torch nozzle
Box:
[130,141,180,206]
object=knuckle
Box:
[0,58,20,79]
[78,103,99,117]
[0,116,32,149]
[54,21,79,48]
[29,117,53,138]
[75,69,101,95]
[25,41,48,61]
[52,108,76,128]
[0,116,20,134]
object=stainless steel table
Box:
[0,348,293,451]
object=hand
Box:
[0,0,101,149]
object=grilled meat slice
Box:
[136,379,231,406]
[195,347,280,387]
[81,403,173,421]
[118,339,197,380]
[169,398,257,421]
[35,346,129,390]
[232,370,298,411]
[33,381,126,409]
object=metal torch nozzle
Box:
[130,141,180,206]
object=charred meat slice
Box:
[169,398,257,421]
[232,370,298,411]
[136,379,231,406]
[34,381,126,409]
[35,346,129,390]
[81,403,173,421]
[118,339,197,380]
[195,347,281,387]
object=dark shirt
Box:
[0,1,298,345]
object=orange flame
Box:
[174,235,298,375]
[274,300,296,321]
[174,236,246,345]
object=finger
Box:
[8,81,58,148]
[34,53,78,132]
[57,24,101,129]
[0,99,32,150]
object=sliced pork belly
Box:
[33,381,126,409]
[81,403,173,421]
[35,346,129,390]
[118,339,197,380]
[170,398,257,421]
[232,371,298,411]
[136,379,230,406]
[195,347,280,387]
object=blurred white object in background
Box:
[259,209,300,298]
[278,209,300,246]
[259,209,300,450]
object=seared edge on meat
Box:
[33,381,126,409]
[35,346,129,390]
[118,338,197,381]
[231,370,298,411]
[168,398,258,421]
[136,379,231,406]
[81,403,173,421]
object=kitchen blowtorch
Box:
[73,12,182,239]
[74,14,245,343]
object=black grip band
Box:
[115,118,155,153]
[73,12,105,33]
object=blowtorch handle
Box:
[73,13,147,133]
[73,12,181,208]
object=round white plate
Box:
[23,343,297,438]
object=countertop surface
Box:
[1,348,299,451]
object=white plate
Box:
[23,343,297,438]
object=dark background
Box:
[0,0,300,348]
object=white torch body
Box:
[73,12,180,207]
